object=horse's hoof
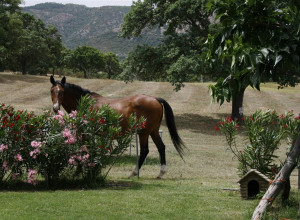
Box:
[157,171,166,179]
[157,175,163,179]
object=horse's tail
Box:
[156,97,185,160]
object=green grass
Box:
[0,179,258,220]
[0,72,299,219]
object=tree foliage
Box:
[121,0,210,90]
[0,0,22,69]
[204,0,300,119]
[1,10,63,75]
[72,46,105,78]
[102,52,121,79]
[0,3,121,78]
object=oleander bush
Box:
[216,110,300,178]
[0,96,145,187]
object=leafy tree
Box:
[72,46,105,78]
[120,45,166,82]
[57,47,73,77]
[0,0,22,70]
[121,0,210,89]
[45,25,63,75]
[102,52,121,79]
[10,13,49,74]
[3,12,63,75]
[204,0,300,121]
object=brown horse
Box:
[50,76,185,178]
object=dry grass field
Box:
[0,71,299,219]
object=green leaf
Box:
[260,48,269,58]
[231,55,235,69]
[274,54,283,67]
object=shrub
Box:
[0,96,145,187]
[0,104,40,184]
[216,110,300,178]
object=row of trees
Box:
[58,47,121,79]
[0,0,121,78]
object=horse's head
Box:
[50,75,66,113]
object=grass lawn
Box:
[0,72,299,219]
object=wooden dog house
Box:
[238,169,270,199]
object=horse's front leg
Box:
[129,135,149,178]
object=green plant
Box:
[0,96,145,187]
[0,104,40,184]
[217,110,300,177]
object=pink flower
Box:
[62,128,71,138]
[53,112,65,126]
[83,120,88,124]
[30,148,40,159]
[0,144,8,152]
[65,136,76,145]
[69,110,77,118]
[68,157,76,165]
[53,115,65,126]
[82,154,89,162]
[2,161,9,171]
[57,110,64,117]
[27,169,38,185]
[14,154,23,162]
[31,141,42,148]
[81,145,88,152]
[63,129,76,145]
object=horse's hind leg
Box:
[151,131,166,179]
[129,134,149,178]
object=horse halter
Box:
[50,76,66,113]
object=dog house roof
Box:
[237,169,270,183]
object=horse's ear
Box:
[61,76,66,85]
[50,75,55,85]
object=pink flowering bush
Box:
[68,96,145,185]
[216,110,300,178]
[0,104,41,184]
[0,96,145,187]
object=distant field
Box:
[0,72,299,219]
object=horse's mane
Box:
[57,81,96,96]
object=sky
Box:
[21,0,134,7]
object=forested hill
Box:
[23,3,163,58]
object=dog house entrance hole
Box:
[248,180,260,197]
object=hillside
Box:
[23,3,164,58]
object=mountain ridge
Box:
[24,3,163,58]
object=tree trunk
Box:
[281,177,293,203]
[298,199,300,219]
[21,60,27,75]
[251,134,300,220]
[231,87,245,122]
